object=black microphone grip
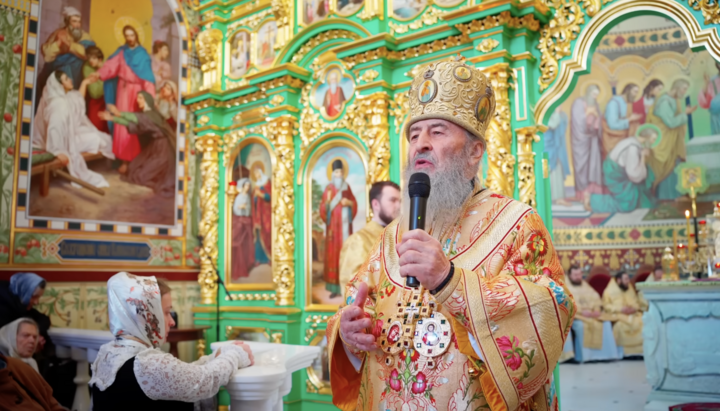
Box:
[405,195,427,288]
[406,172,431,289]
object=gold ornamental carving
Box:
[537,0,613,91]
[455,10,540,36]
[482,63,515,198]
[359,69,380,83]
[689,0,720,24]
[272,0,293,50]
[359,0,383,20]
[477,38,500,53]
[389,7,446,35]
[343,33,468,69]
[195,133,223,304]
[290,30,361,65]
[390,91,410,136]
[299,85,391,185]
[515,125,546,208]
[196,28,223,91]
[357,93,391,185]
[265,116,298,306]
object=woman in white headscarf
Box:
[0,317,40,372]
[32,70,115,188]
[90,273,253,410]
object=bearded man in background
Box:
[326,56,575,411]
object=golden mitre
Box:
[405,56,496,148]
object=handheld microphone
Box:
[406,172,431,288]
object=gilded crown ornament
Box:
[405,55,496,148]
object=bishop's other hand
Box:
[340,282,377,352]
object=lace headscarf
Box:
[0,318,39,372]
[90,272,166,390]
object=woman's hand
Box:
[107,104,121,116]
[98,111,113,121]
[231,341,254,366]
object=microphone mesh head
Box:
[408,173,431,198]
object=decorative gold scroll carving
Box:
[359,69,380,83]
[515,125,546,208]
[389,7,446,35]
[196,29,223,91]
[299,85,391,186]
[537,0,613,91]
[688,0,720,24]
[195,134,223,304]
[359,0,384,20]
[290,30,361,65]
[272,0,293,50]
[482,63,515,198]
[390,91,410,136]
[196,338,206,359]
[265,116,298,306]
[343,34,469,69]
[357,93,391,185]
[226,9,274,33]
[477,38,500,53]
[305,314,330,341]
[455,10,541,36]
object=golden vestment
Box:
[327,191,575,411]
[565,281,610,350]
[339,221,385,290]
[602,279,647,355]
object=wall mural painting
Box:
[228,30,251,78]
[29,0,181,226]
[392,0,428,20]
[228,141,273,288]
[309,145,367,306]
[336,0,365,17]
[255,20,277,70]
[303,0,330,25]
[311,66,355,120]
[546,15,720,236]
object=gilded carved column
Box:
[271,0,293,50]
[196,134,223,305]
[358,93,391,185]
[265,116,298,306]
[515,125,545,208]
[196,28,223,91]
[483,63,515,198]
[359,0,384,20]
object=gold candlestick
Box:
[685,210,694,259]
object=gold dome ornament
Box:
[405,55,496,149]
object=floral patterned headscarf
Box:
[90,272,166,391]
[107,272,166,347]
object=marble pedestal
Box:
[637,281,720,411]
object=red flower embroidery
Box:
[411,372,427,394]
[497,335,522,371]
[399,348,419,363]
[388,369,402,391]
[528,233,547,256]
[490,193,504,199]
[514,263,528,276]
[542,267,552,277]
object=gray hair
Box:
[464,130,483,180]
[16,318,38,335]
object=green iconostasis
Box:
[0,0,717,410]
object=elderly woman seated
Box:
[0,318,40,372]
[90,272,254,410]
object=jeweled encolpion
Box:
[327,56,575,411]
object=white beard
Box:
[402,147,475,236]
[330,83,338,93]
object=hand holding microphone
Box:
[397,173,451,291]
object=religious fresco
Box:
[27,0,182,227]
[336,0,365,16]
[546,16,720,239]
[227,140,273,289]
[302,0,331,25]
[392,0,428,20]
[227,30,251,78]
[311,66,355,120]
[308,145,367,307]
[255,20,277,70]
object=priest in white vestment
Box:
[32,70,114,189]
